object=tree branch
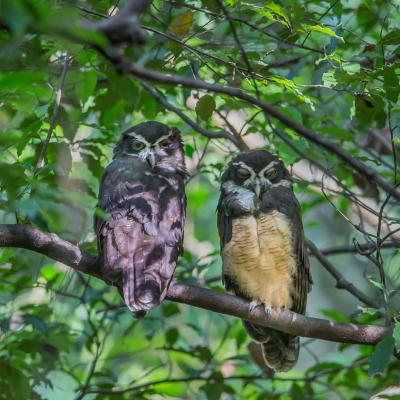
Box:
[307,240,381,309]
[133,76,249,151]
[0,224,390,346]
[94,0,151,46]
[318,240,400,256]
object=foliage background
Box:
[1,0,400,398]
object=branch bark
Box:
[0,224,390,346]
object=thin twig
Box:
[35,48,70,170]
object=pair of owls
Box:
[94,121,313,372]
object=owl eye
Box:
[265,170,277,178]
[132,141,145,150]
[237,169,250,178]
[160,139,171,149]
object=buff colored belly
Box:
[222,210,296,309]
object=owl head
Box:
[221,150,292,196]
[113,121,188,178]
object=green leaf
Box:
[327,23,344,55]
[35,102,52,120]
[102,99,127,127]
[318,309,349,323]
[317,126,355,142]
[22,314,49,336]
[368,333,394,378]
[367,276,388,294]
[322,69,339,87]
[41,264,58,281]
[0,317,11,334]
[267,75,314,110]
[195,95,216,121]
[242,2,289,27]
[379,30,400,46]
[166,328,179,346]
[185,144,195,158]
[342,62,360,75]
[304,25,345,42]
[163,302,180,317]
[10,368,31,400]
[384,71,400,103]
[76,71,97,104]
[357,156,381,166]
[357,306,382,315]
[154,382,187,397]
[351,51,382,59]
[219,93,233,108]
[393,323,400,348]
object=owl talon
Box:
[248,300,262,313]
[265,307,271,319]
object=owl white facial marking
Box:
[128,132,151,147]
[222,181,256,211]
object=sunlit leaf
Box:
[304,25,345,42]
[167,10,193,39]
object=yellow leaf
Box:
[167,10,193,39]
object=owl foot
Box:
[248,299,263,313]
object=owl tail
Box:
[261,333,299,373]
[242,320,299,372]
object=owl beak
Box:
[147,151,156,168]
[254,180,261,197]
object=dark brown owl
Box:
[217,150,313,372]
[94,121,188,318]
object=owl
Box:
[217,150,313,372]
[94,121,188,318]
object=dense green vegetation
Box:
[1,0,400,398]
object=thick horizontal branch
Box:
[0,224,390,346]
[0,224,101,280]
[166,281,388,346]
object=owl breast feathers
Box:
[94,122,187,318]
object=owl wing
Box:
[217,194,242,294]
[94,157,186,317]
[277,193,313,315]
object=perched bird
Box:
[217,150,313,372]
[94,121,188,318]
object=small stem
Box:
[35,49,70,170]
